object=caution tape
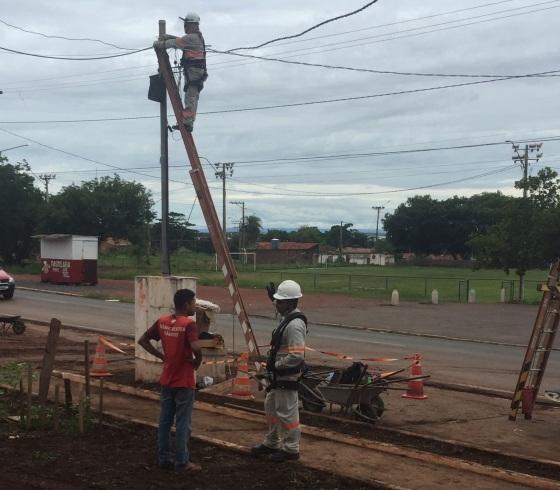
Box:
[305,346,398,362]
[201,358,238,366]
[305,346,421,366]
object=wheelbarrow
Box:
[0,315,26,335]
[298,363,429,423]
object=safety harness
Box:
[267,312,308,391]
[180,32,208,90]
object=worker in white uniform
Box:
[153,13,207,132]
[251,280,307,462]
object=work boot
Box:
[250,444,279,456]
[176,462,202,472]
[270,450,300,462]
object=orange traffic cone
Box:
[230,353,254,400]
[402,353,427,400]
[90,337,112,377]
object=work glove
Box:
[265,282,276,302]
[153,40,165,50]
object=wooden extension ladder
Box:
[509,260,560,420]
[155,48,260,358]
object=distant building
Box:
[100,237,132,253]
[255,240,319,265]
[318,247,394,266]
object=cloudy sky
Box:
[1,0,560,232]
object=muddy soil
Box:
[0,420,376,490]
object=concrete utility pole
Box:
[339,221,344,255]
[510,141,543,301]
[159,19,171,275]
[511,142,543,199]
[230,201,245,250]
[214,162,234,236]
[372,205,385,245]
[38,174,56,202]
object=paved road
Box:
[1,290,559,392]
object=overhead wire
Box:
[208,48,560,79]
[2,66,559,123]
[0,45,152,60]
[0,18,142,50]
[227,0,380,52]
[210,1,560,70]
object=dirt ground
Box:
[0,422,375,489]
[2,323,560,466]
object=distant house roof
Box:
[342,247,373,254]
[256,241,319,251]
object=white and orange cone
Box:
[402,353,428,400]
[229,352,254,400]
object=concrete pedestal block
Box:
[197,347,228,382]
[135,275,197,383]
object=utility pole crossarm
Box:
[155,48,260,358]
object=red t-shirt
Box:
[145,314,199,388]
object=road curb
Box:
[19,286,85,298]
[251,314,560,351]
[22,316,134,340]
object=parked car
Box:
[0,269,15,299]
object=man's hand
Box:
[265,282,276,302]
[189,357,202,370]
[153,40,165,50]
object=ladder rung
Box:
[536,348,551,352]
[543,330,555,333]
[529,368,542,372]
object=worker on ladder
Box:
[251,280,307,462]
[153,13,207,132]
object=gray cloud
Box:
[1,0,559,231]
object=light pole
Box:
[372,206,385,246]
[0,144,29,156]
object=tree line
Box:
[3,156,560,294]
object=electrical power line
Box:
[0,45,151,60]
[211,1,560,71]
[2,67,559,123]
[208,48,560,79]
[228,0,380,52]
[231,0,519,50]
[0,18,142,50]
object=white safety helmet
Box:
[273,280,303,300]
[181,13,200,23]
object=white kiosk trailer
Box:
[37,234,98,285]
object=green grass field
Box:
[10,250,548,304]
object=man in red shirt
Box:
[138,288,202,472]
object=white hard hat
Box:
[181,13,200,23]
[273,280,303,300]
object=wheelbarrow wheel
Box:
[12,319,26,335]
[372,395,385,418]
[353,396,385,424]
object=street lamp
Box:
[0,144,29,154]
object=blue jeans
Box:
[158,387,195,465]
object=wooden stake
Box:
[78,388,84,434]
[19,378,25,428]
[84,340,91,399]
[63,378,72,415]
[38,318,61,405]
[26,364,32,430]
[53,384,59,431]
[98,378,104,424]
